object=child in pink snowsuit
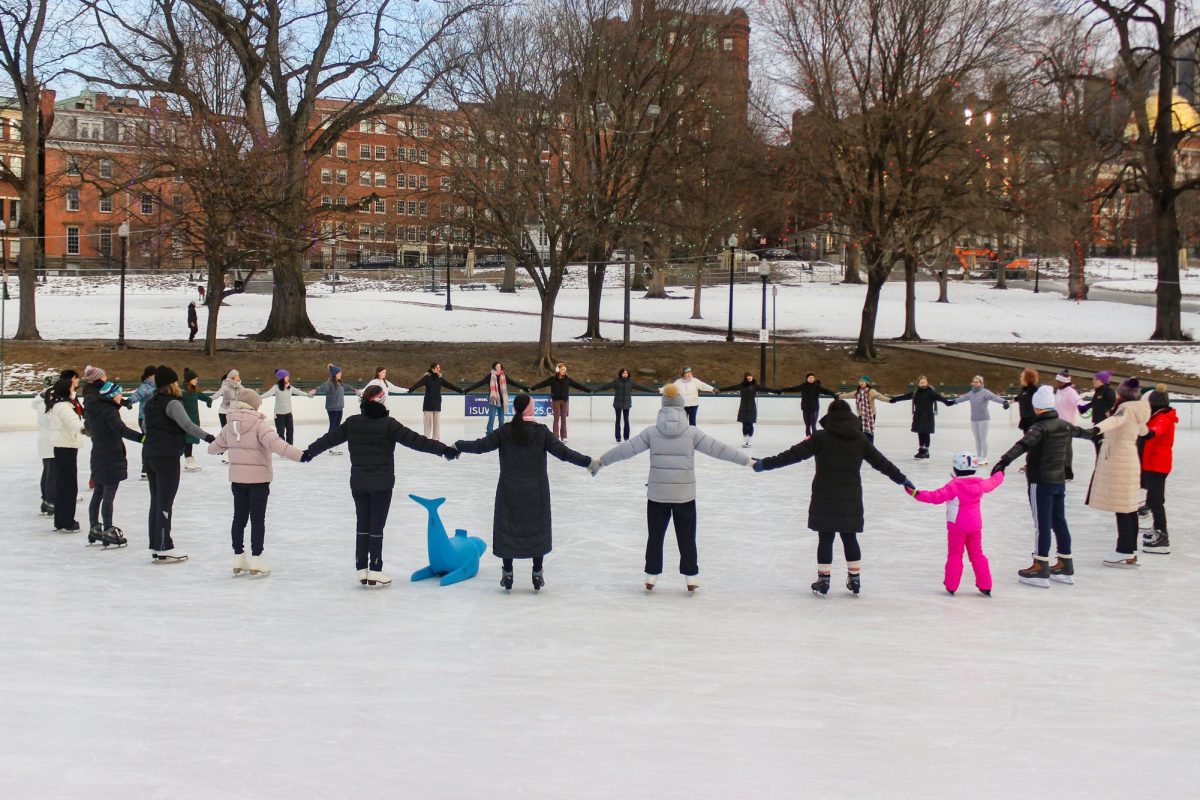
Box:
[913,452,1004,595]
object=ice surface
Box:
[1,403,1197,798]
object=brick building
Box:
[0,98,21,270]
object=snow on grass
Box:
[1073,345,1200,379]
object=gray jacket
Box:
[260,384,307,416]
[600,406,750,503]
[953,387,1007,422]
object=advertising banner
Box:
[464,395,553,417]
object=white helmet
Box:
[953,452,976,473]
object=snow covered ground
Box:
[1085,257,1200,296]
[6,269,1200,344]
[1,404,1197,798]
[1074,345,1200,379]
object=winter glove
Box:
[752,459,765,473]
[1002,400,1010,410]
[204,434,216,443]
[299,450,315,463]
[443,448,460,461]
[588,458,602,477]
[990,459,1009,476]
[902,479,917,495]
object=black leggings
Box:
[327,409,343,435]
[184,442,193,458]
[803,409,819,438]
[232,482,270,555]
[41,457,57,504]
[1115,511,1139,555]
[742,421,755,437]
[917,432,931,449]
[1141,471,1167,533]
[817,531,861,566]
[145,456,182,551]
[52,447,78,529]
[352,489,392,571]
[614,408,631,441]
[646,499,699,576]
[502,556,545,571]
[88,482,119,529]
[274,413,294,445]
[219,412,228,427]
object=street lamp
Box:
[117,221,129,350]
[725,233,737,342]
[444,227,453,311]
[759,260,771,381]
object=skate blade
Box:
[249,571,271,577]
[1142,547,1170,555]
[1018,577,1050,588]
[811,590,829,598]
[233,569,249,576]
[362,580,390,587]
[1102,560,1140,569]
[88,541,128,548]
[152,556,188,563]
[1049,575,1074,584]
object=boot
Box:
[811,572,831,597]
[249,555,271,576]
[87,523,104,541]
[1018,559,1051,588]
[1049,556,1075,585]
[54,521,81,533]
[846,572,861,595]
[233,553,250,576]
[40,500,54,516]
[364,570,391,587]
[1103,551,1139,568]
[184,456,201,472]
[1143,530,1170,554]
[686,575,699,593]
[357,568,369,585]
[500,569,514,592]
[978,588,992,597]
[532,569,545,592]
[644,573,657,591]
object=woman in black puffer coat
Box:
[83,380,143,544]
[721,371,776,448]
[754,399,913,597]
[455,393,595,592]
[593,368,657,443]
[889,376,951,459]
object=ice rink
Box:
[1,405,1197,798]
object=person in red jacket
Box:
[1139,384,1176,554]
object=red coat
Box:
[1141,408,1177,474]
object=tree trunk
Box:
[534,268,565,372]
[1067,242,1089,301]
[843,242,863,284]
[854,271,887,360]
[630,238,646,291]
[202,237,228,356]
[501,254,517,292]
[1152,194,1183,339]
[643,240,668,299]
[993,242,1007,289]
[690,258,703,319]
[13,94,42,340]
[935,270,949,303]
[899,252,921,341]
[255,251,325,340]
[580,242,607,339]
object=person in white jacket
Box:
[46,372,86,532]
[364,366,407,407]
[659,366,716,426]
[32,375,58,516]
[595,384,751,592]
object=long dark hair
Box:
[617,368,630,380]
[46,376,75,412]
[511,393,532,442]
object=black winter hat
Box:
[154,365,179,387]
[1149,383,1170,409]
[183,367,198,384]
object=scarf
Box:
[855,387,875,433]
[489,370,507,406]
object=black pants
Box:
[614,408,631,441]
[327,409,343,435]
[1064,439,1074,481]
[646,499,698,576]
[502,556,544,571]
[274,413,295,445]
[139,419,148,476]
[40,457,57,504]
[1140,471,1167,533]
[88,483,119,529]
[817,531,861,566]
[52,447,78,529]
[1028,482,1070,558]
[1115,511,1139,555]
[218,412,228,427]
[231,482,270,555]
[685,406,698,426]
[742,421,755,437]
[803,409,819,438]
[917,432,931,449]
[145,456,182,551]
[183,442,193,458]
[352,489,392,571]
[189,323,198,342]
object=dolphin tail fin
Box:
[408,494,447,511]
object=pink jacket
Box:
[1055,385,1081,425]
[914,472,1005,534]
[208,405,302,483]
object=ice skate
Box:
[978,588,992,597]
[846,572,861,595]
[153,549,188,563]
[39,501,54,516]
[54,521,80,533]
[1103,552,1139,568]
[1143,530,1170,554]
[364,570,391,587]
[357,568,369,585]
[811,573,831,597]
[88,526,126,548]
[975,458,989,466]
[532,569,545,592]
[233,554,250,575]
[1049,556,1075,584]
[945,587,956,595]
[686,575,699,593]
[249,555,271,576]
[500,569,514,592]
[88,523,103,539]
[184,456,201,472]
[742,437,752,448]
[644,573,657,591]
[1018,559,1051,588]
[1137,506,1152,529]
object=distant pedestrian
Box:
[187,301,198,342]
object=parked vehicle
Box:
[760,248,796,260]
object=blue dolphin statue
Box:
[409,495,487,586]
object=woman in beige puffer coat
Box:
[1085,377,1150,567]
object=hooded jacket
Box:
[995,410,1093,485]
[84,394,142,485]
[1141,406,1177,475]
[952,386,1007,422]
[215,377,242,413]
[1055,384,1082,425]
[32,392,53,459]
[757,403,909,533]
[915,472,1005,535]
[1086,398,1151,513]
[208,403,303,483]
[49,396,86,449]
[600,405,751,504]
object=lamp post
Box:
[1034,255,1041,294]
[117,221,129,350]
[759,260,770,381]
[725,233,737,342]
[444,229,453,311]
[623,248,632,346]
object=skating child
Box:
[46,372,84,532]
[455,393,594,592]
[661,366,716,426]
[181,368,212,472]
[839,376,889,443]
[777,372,838,437]
[950,375,1008,464]
[753,399,913,597]
[463,362,529,434]
[592,368,657,443]
[529,362,591,442]
[594,384,750,592]
[209,388,304,577]
[302,384,458,587]
[1139,385,1176,554]
[720,371,775,447]
[912,452,1003,596]
[889,376,952,459]
[407,363,463,440]
[82,380,142,547]
[260,368,306,445]
[309,364,360,452]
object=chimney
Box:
[95,93,108,112]
[150,95,166,113]
[39,88,56,130]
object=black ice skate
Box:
[500,569,514,592]
[1018,559,1051,588]
[978,588,992,597]
[532,569,545,592]
[811,573,831,597]
[88,523,103,538]
[40,501,54,516]
[88,526,127,548]
[1049,556,1074,584]
[1143,530,1170,554]
[846,573,861,595]
[54,521,81,533]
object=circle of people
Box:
[33,360,1174,596]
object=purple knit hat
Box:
[275,369,289,381]
[1117,377,1141,401]
[1095,370,1113,383]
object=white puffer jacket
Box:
[662,376,714,408]
[1086,398,1150,513]
[49,399,86,449]
[32,394,53,458]
[600,405,749,503]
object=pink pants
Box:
[551,400,569,439]
[945,529,992,592]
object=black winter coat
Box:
[593,376,657,410]
[455,421,591,558]
[996,410,1093,485]
[725,380,774,425]
[306,400,453,491]
[1080,385,1117,423]
[84,395,142,485]
[187,304,198,326]
[1016,385,1038,431]
[529,374,589,402]
[407,372,462,412]
[890,386,950,434]
[143,394,187,460]
[778,380,838,412]
[759,404,908,533]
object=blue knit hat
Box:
[99,380,124,399]
[329,364,341,378]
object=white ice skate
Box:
[644,573,657,591]
[1103,552,1139,568]
[742,437,752,448]
[976,458,989,466]
[686,575,700,593]
[184,456,201,472]
[364,570,391,587]
[153,549,189,563]
[357,568,369,585]
[220,454,229,464]
[232,553,250,575]
[249,555,271,576]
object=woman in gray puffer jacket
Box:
[596,383,751,592]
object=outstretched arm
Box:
[567,378,591,393]
[863,443,909,487]
[546,435,593,468]
[454,430,501,454]
[890,392,913,404]
[758,438,818,471]
[507,377,530,392]
[528,378,552,392]
[598,429,652,467]
[462,376,489,393]
[166,400,211,441]
[914,480,959,505]
[304,424,348,458]
[633,382,658,394]
[389,419,454,457]
[693,430,752,466]
[439,376,463,394]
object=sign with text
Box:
[464,395,553,418]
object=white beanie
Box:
[1032,385,1056,410]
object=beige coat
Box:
[1086,399,1150,513]
[839,388,890,420]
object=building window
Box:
[440,176,450,191]
[419,175,428,190]
[336,169,347,185]
[359,120,371,133]
[396,147,407,161]
[321,195,332,207]
[66,157,81,176]
[336,142,347,158]
[79,122,101,140]
[358,223,371,240]
[407,226,418,242]
[561,135,570,155]
[440,151,450,166]
[99,228,113,256]
[408,174,417,189]
[407,147,417,162]
[66,226,80,255]
[9,156,21,177]
[99,194,113,213]
[397,172,406,188]
[408,201,417,215]
[416,122,429,137]
[418,201,428,216]
[335,196,348,207]
[66,188,81,211]
[374,119,387,134]
[374,172,386,187]
[418,148,428,164]
[359,171,371,186]
[374,198,385,213]
[373,224,385,240]
[9,122,20,141]
[374,145,387,160]
[321,168,332,184]
[395,200,405,215]
[359,144,371,160]
[99,159,113,178]
[440,124,451,139]
[722,37,733,51]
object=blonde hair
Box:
[972,375,984,383]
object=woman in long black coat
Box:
[889,376,951,459]
[83,380,143,545]
[455,393,595,592]
[721,371,776,448]
[754,399,913,597]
